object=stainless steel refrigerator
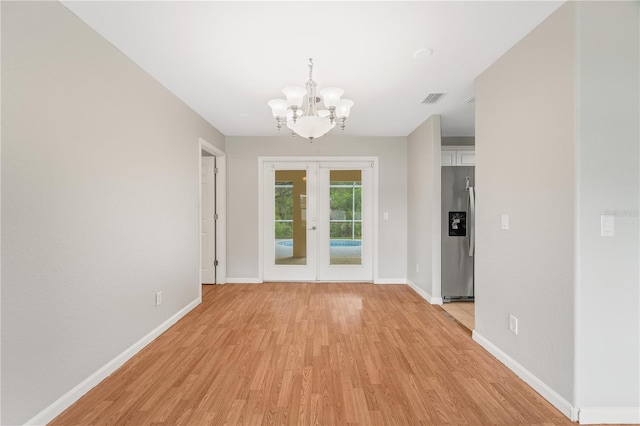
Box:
[441,166,475,301]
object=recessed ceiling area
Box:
[61,1,563,137]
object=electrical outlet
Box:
[416,264,420,273]
[156,291,162,307]
[509,314,518,335]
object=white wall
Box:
[1,2,225,424]
[406,115,441,302]
[575,1,639,419]
[225,136,407,282]
[475,2,576,404]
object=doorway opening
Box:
[199,138,226,288]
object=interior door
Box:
[201,156,216,284]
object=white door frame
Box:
[258,156,379,283]
[199,138,226,295]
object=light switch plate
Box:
[383,212,389,220]
[601,215,614,237]
[501,214,510,230]
[509,314,518,335]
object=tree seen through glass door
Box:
[329,170,362,265]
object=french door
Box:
[263,160,373,281]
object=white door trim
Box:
[258,156,379,283]
[199,139,226,295]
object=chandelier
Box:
[268,58,353,142]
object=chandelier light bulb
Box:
[267,99,287,118]
[335,99,354,118]
[282,86,306,108]
[319,87,344,108]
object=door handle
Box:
[309,226,317,230]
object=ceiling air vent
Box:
[421,93,447,104]
[462,95,476,104]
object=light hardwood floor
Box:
[441,302,475,332]
[51,284,571,425]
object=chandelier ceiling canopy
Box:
[268,58,353,142]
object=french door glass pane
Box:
[329,170,362,265]
[274,170,307,265]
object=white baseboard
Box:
[374,278,406,284]
[406,279,443,305]
[25,297,202,426]
[578,407,640,424]
[226,279,409,285]
[225,278,263,284]
[472,331,577,422]
[226,278,409,285]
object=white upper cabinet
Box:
[442,147,475,166]
[441,150,456,166]
[456,150,475,166]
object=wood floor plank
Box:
[50,283,573,425]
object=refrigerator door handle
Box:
[467,187,475,256]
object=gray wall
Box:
[407,115,441,300]
[575,1,639,411]
[475,0,640,415]
[1,2,225,424]
[475,3,576,401]
[225,136,407,281]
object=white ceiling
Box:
[61,1,563,137]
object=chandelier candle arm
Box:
[267,58,353,142]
